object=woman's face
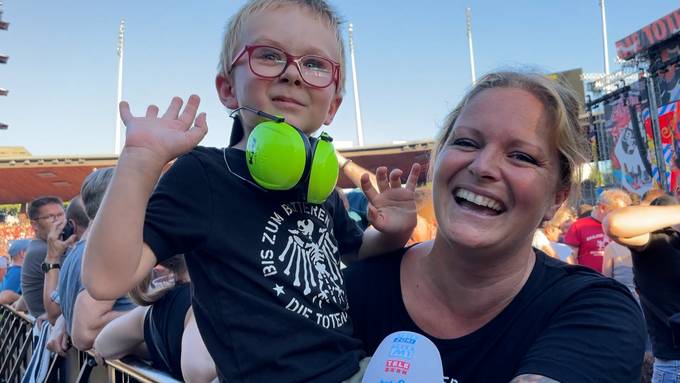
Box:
[432,88,567,252]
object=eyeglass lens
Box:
[249,46,334,88]
[38,212,64,221]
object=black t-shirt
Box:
[345,248,646,383]
[144,282,192,380]
[632,229,680,359]
[143,147,364,383]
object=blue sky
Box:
[0,1,678,156]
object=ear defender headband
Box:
[228,107,339,204]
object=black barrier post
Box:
[75,354,97,383]
[645,75,669,191]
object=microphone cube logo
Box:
[384,359,411,375]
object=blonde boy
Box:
[83,1,419,381]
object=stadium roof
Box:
[0,141,434,205]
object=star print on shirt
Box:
[273,284,285,296]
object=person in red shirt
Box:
[564,188,631,272]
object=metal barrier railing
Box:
[0,304,33,383]
[0,304,180,383]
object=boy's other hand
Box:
[120,95,208,164]
[361,163,421,236]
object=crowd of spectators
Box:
[0,168,218,382]
[0,213,34,256]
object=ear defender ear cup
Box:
[246,120,308,190]
[306,132,339,204]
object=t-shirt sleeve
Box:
[143,152,213,263]
[329,191,363,257]
[562,224,581,247]
[1,268,21,294]
[515,282,646,382]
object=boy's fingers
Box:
[162,97,184,120]
[404,163,421,191]
[186,112,209,145]
[119,102,133,124]
[376,167,389,193]
[360,173,379,203]
[179,95,201,126]
[389,169,403,189]
[145,105,159,119]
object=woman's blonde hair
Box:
[431,71,590,195]
[128,254,188,306]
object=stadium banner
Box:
[616,8,680,60]
[604,87,654,196]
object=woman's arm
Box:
[93,305,149,360]
[336,151,378,190]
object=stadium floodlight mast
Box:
[0,1,8,130]
[599,0,610,76]
[466,7,477,85]
[114,19,125,155]
[348,23,364,147]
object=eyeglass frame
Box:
[32,212,65,222]
[228,45,341,89]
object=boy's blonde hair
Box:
[218,0,346,95]
[431,71,590,196]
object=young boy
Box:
[82,1,419,381]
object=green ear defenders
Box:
[228,107,339,204]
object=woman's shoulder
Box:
[532,250,636,303]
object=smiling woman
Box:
[344,70,647,383]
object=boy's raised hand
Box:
[361,163,421,236]
[120,95,208,164]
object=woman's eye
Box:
[510,152,538,165]
[452,138,477,148]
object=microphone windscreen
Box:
[361,330,443,383]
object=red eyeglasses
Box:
[229,45,340,89]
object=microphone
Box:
[361,331,443,383]
[229,106,285,123]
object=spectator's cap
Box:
[8,239,31,258]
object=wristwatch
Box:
[41,262,61,273]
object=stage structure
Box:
[584,8,680,196]
[0,1,9,130]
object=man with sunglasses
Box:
[21,196,64,318]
